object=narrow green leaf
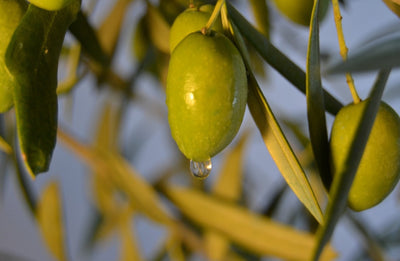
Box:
[312,69,391,261]
[0,0,27,113]
[328,34,400,73]
[69,11,110,67]
[36,181,68,261]
[227,3,343,116]
[306,0,331,189]
[229,19,324,224]
[5,1,80,176]
[247,72,324,224]
[163,185,337,261]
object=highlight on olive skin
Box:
[329,99,400,211]
[28,0,73,11]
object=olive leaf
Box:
[227,3,343,116]
[36,181,68,261]
[0,0,26,113]
[119,210,144,261]
[311,69,391,261]
[163,185,337,261]
[327,33,400,73]
[0,136,12,155]
[306,0,331,189]
[5,1,80,176]
[69,11,110,67]
[146,3,171,54]
[230,20,324,223]
[58,129,173,226]
[97,0,131,59]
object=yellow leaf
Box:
[0,136,12,155]
[98,0,131,57]
[119,208,143,261]
[58,129,173,225]
[36,181,68,261]
[164,185,337,261]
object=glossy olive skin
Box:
[28,0,74,11]
[0,0,26,112]
[169,4,223,53]
[166,31,247,162]
[330,100,400,211]
[272,0,328,26]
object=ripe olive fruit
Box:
[330,100,400,211]
[0,0,26,112]
[166,31,247,162]
[272,0,328,26]
[169,4,223,53]
[28,0,73,11]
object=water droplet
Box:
[190,158,212,179]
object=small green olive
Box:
[272,0,328,26]
[166,31,247,162]
[28,0,73,11]
[0,0,26,113]
[169,4,223,53]
[330,100,400,211]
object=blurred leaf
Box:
[163,185,337,261]
[58,129,173,225]
[0,136,12,155]
[36,181,68,261]
[57,44,83,94]
[248,0,269,38]
[98,0,131,59]
[227,3,343,116]
[5,1,80,176]
[204,133,248,260]
[119,208,143,261]
[211,132,248,200]
[69,10,110,67]
[0,0,27,113]
[306,0,331,189]
[146,3,170,54]
[382,0,400,18]
[165,233,186,261]
[328,34,400,73]
[312,69,391,261]
[347,213,386,261]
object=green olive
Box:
[166,31,247,162]
[28,0,73,11]
[0,0,26,113]
[272,0,328,26]
[169,4,223,53]
[330,100,400,211]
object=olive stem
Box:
[202,0,225,35]
[332,0,361,104]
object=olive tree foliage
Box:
[1,0,400,260]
